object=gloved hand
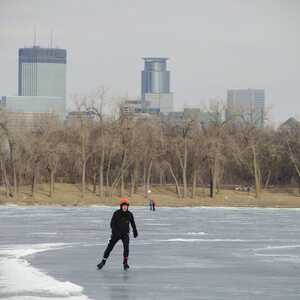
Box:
[133,231,138,238]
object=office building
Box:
[1,96,65,116]
[226,89,265,127]
[141,57,173,114]
[18,46,66,98]
[120,100,143,115]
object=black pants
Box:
[103,233,129,259]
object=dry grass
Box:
[1,183,300,208]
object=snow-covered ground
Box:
[0,206,300,299]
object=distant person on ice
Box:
[149,199,156,211]
[147,190,156,211]
[97,198,138,270]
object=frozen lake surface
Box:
[0,205,300,299]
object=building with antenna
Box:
[1,43,67,128]
[18,46,66,98]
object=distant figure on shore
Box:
[97,198,138,271]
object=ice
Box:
[1,206,300,299]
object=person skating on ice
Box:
[149,199,156,211]
[97,198,138,270]
[148,190,156,211]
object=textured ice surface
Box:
[0,206,300,299]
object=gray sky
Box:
[0,0,299,123]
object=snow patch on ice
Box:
[255,253,298,258]
[158,238,254,242]
[144,223,171,226]
[6,297,89,300]
[254,253,300,263]
[0,243,70,258]
[0,258,90,299]
[31,232,58,235]
[0,243,91,300]
[255,244,300,251]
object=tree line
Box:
[0,91,299,200]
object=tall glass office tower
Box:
[141,57,170,96]
[141,57,173,114]
[18,46,66,97]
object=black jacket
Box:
[110,209,138,237]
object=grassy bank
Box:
[1,183,300,208]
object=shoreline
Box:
[1,204,300,209]
[2,201,300,209]
[1,183,300,208]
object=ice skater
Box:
[147,190,156,211]
[97,198,138,270]
[149,199,156,211]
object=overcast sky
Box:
[0,0,299,123]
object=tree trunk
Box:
[130,173,135,197]
[99,147,105,198]
[1,159,10,197]
[120,171,124,197]
[210,168,218,198]
[8,141,17,197]
[212,167,218,198]
[81,128,86,198]
[192,169,197,199]
[12,162,17,197]
[133,162,138,193]
[210,145,220,198]
[159,168,164,186]
[110,173,121,199]
[119,150,127,197]
[209,168,214,198]
[32,166,38,198]
[106,151,112,196]
[92,172,97,194]
[166,162,182,198]
[143,162,147,197]
[252,145,261,199]
[264,170,271,189]
[182,137,188,198]
[49,168,55,198]
[146,160,153,194]
[82,160,86,197]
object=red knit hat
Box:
[120,198,129,206]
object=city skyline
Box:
[1,0,300,123]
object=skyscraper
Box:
[18,46,66,97]
[0,45,67,128]
[141,57,173,114]
[141,57,170,96]
[226,89,265,127]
